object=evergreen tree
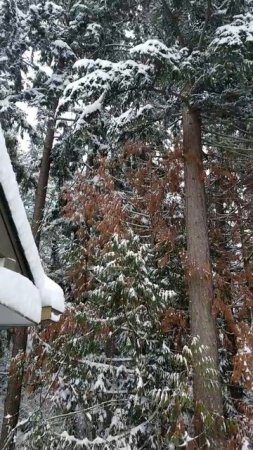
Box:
[1,1,253,449]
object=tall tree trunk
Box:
[0,100,59,450]
[0,329,27,450]
[32,97,59,245]
[182,107,224,449]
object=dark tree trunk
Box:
[0,328,27,450]
[182,107,224,449]
[32,98,59,245]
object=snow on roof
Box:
[0,268,41,324]
[0,125,64,316]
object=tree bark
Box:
[32,98,59,245]
[182,107,224,449]
[0,99,59,450]
[0,328,27,450]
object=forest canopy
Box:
[0,1,252,449]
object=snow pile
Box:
[0,126,64,319]
[42,276,65,315]
[0,268,41,323]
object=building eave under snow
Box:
[0,126,64,327]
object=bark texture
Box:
[182,107,224,448]
[32,98,58,245]
[0,328,27,450]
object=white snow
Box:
[130,39,180,69]
[0,268,41,324]
[42,276,65,314]
[53,39,72,50]
[211,13,253,48]
[242,438,250,450]
[242,345,252,354]
[111,104,153,130]
[50,311,61,322]
[75,92,105,131]
[0,126,64,320]
[63,58,151,107]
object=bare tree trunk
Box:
[0,100,59,450]
[182,107,224,449]
[0,329,27,450]
[32,97,59,245]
